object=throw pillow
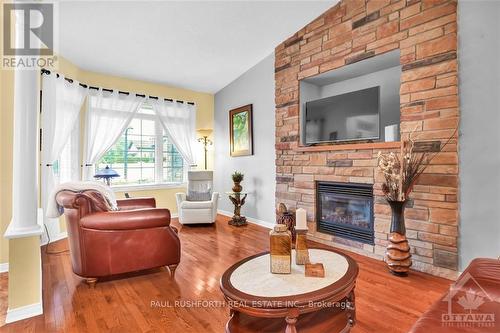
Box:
[187,190,211,201]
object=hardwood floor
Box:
[0,215,451,332]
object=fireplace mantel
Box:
[296,142,401,153]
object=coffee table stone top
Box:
[229,249,349,298]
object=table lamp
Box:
[94,165,120,186]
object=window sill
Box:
[112,183,187,192]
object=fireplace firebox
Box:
[316,182,374,245]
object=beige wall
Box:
[115,188,186,209]
[0,0,14,265]
[7,237,41,309]
[0,56,14,265]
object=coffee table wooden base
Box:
[220,249,358,333]
[225,306,352,333]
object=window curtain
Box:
[82,90,145,179]
[41,73,87,236]
[58,121,81,182]
[152,99,197,166]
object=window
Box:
[95,104,185,186]
[163,137,185,183]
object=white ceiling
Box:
[59,1,337,93]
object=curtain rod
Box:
[40,68,195,105]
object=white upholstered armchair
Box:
[176,171,219,224]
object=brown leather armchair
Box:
[56,190,181,287]
[409,258,500,333]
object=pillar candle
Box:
[296,208,307,230]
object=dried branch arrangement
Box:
[377,129,456,202]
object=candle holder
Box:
[295,229,310,265]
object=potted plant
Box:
[231,171,244,193]
[377,130,454,276]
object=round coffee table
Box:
[220,248,359,333]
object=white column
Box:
[4,7,43,239]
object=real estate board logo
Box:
[2,1,58,69]
[441,272,496,329]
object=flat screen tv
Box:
[304,86,380,144]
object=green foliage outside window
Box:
[99,136,155,165]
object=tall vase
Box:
[385,200,412,276]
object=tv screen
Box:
[304,86,380,144]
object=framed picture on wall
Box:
[229,104,253,157]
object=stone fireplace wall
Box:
[275,0,459,279]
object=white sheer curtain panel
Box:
[41,73,87,196]
[83,90,145,179]
[42,74,87,165]
[152,99,197,166]
[41,73,87,237]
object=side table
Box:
[226,192,248,226]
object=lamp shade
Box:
[94,165,120,185]
[197,128,213,137]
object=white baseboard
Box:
[5,302,43,323]
[217,210,275,229]
[40,231,68,246]
[0,262,8,273]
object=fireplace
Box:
[316,182,374,244]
